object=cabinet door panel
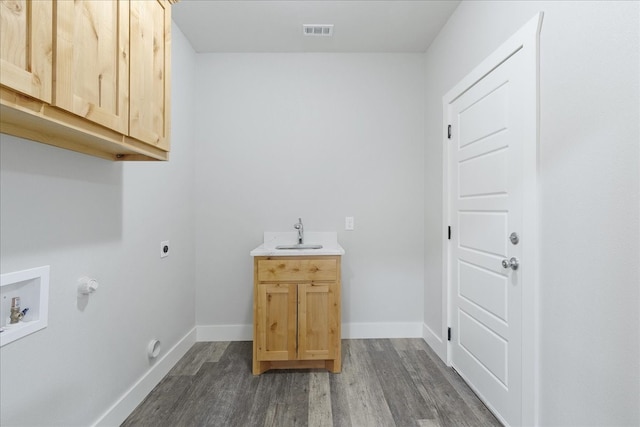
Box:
[54,0,129,133]
[129,0,170,150]
[0,0,52,102]
[298,283,340,361]
[256,283,297,361]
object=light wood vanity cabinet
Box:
[253,256,342,375]
[0,0,174,161]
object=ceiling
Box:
[171,0,461,53]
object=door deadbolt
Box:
[509,232,519,245]
[501,257,520,270]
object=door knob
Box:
[501,257,519,270]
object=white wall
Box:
[194,54,426,338]
[423,1,639,425]
[0,22,197,427]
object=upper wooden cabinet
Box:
[129,0,171,150]
[0,0,174,161]
[54,0,129,134]
[0,0,52,103]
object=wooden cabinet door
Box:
[256,283,297,362]
[297,283,340,361]
[129,0,171,150]
[54,0,129,133]
[0,0,52,102]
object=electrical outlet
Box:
[345,216,355,231]
[160,240,170,258]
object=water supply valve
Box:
[78,277,99,295]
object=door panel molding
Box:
[441,13,542,427]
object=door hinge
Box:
[447,125,452,139]
[448,226,451,240]
[448,327,452,341]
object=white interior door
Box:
[440,12,547,421]
[448,50,524,425]
[443,14,541,426]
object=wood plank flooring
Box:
[122,339,501,427]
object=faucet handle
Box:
[293,218,304,244]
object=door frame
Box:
[441,13,543,427]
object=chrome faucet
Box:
[294,218,304,244]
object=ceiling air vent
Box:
[303,24,334,37]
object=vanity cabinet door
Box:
[255,283,297,362]
[54,0,129,134]
[0,0,52,102]
[297,282,340,361]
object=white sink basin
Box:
[250,232,344,257]
[276,244,323,250]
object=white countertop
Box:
[250,232,345,257]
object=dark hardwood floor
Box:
[122,339,501,427]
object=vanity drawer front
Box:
[257,259,337,282]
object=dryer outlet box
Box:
[160,241,170,258]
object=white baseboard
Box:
[92,327,197,427]
[196,322,423,342]
[342,322,423,339]
[422,322,446,362]
[197,324,252,341]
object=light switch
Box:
[345,217,355,230]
